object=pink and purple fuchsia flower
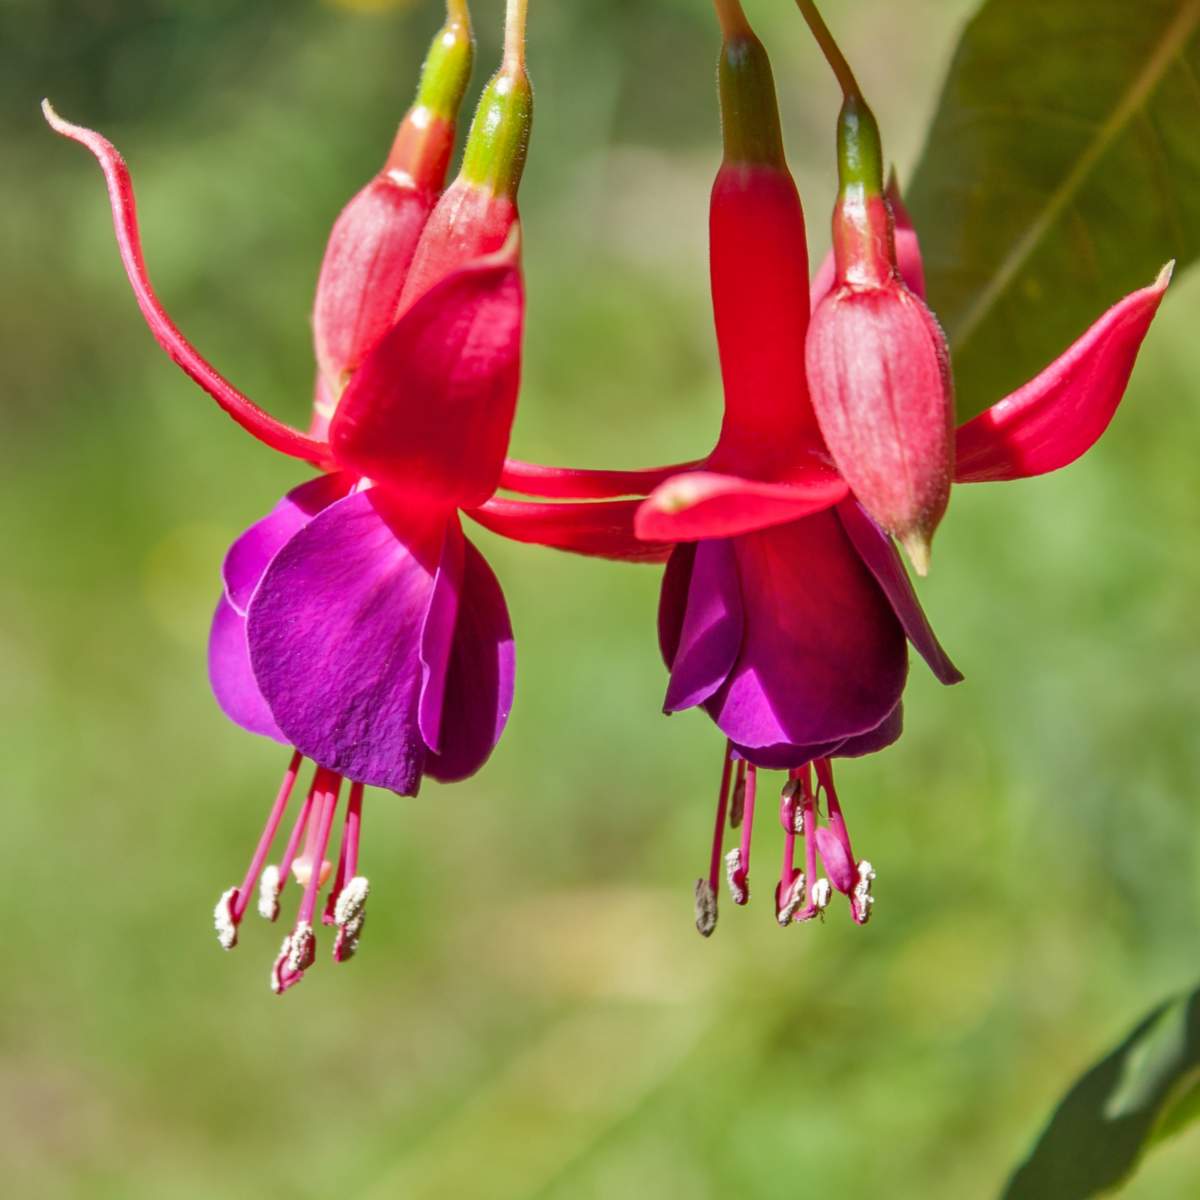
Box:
[496,5,1170,935]
[45,3,543,991]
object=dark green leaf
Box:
[908,0,1200,419]
[1002,988,1200,1199]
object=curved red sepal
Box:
[635,468,848,543]
[498,458,704,499]
[329,231,523,509]
[955,265,1172,483]
[42,102,330,467]
[468,498,671,563]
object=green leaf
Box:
[908,0,1200,420]
[1002,988,1200,1199]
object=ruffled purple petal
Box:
[663,538,744,713]
[424,537,515,783]
[208,593,286,742]
[706,513,907,750]
[247,488,447,795]
[836,500,963,686]
[418,519,465,756]
[223,472,354,615]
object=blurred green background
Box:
[3,0,1199,1196]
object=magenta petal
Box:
[836,702,904,758]
[663,538,744,713]
[208,594,286,742]
[707,513,908,749]
[955,266,1171,483]
[248,489,447,795]
[836,499,963,686]
[730,736,847,772]
[418,519,465,756]
[223,473,354,614]
[636,467,847,543]
[658,543,696,667]
[424,537,515,783]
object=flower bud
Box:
[805,97,953,573]
[312,6,474,398]
[398,55,533,309]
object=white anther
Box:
[853,860,876,925]
[333,875,370,928]
[694,878,718,938]
[811,878,832,911]
[213,887,238,950]
[776,874,807,927]
[286,922,316,974]
[257,865,281,921]
[724,848,747,905]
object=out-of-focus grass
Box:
[2,2,1198,1197]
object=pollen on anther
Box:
[776,874,807,926]
[694,878,718,937]
[811,878,832,911]
[214,887,238,950]
[853,860,876,925]
[333,875,369,928]
[257,865,282,921]
[287,922,316,973]
[724,847,748,905]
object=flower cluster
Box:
[47,0,1170,990]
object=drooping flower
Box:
[490,2,1170,934]
[45,0,536,992]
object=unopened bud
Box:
[312,6,474,393]
[806,99,952,570]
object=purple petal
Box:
[247,488,448,795]
[706,513,908,749]
[424,537,515,783]
[835,701,904,758]
[223,472,354,615]
[208,594,286,742]
[657,543,696,667]
[663,538,744,713]
[836,499,963,686]
[730,736,847,772]
[418,519,465,756]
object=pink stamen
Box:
[230,750,303,924]
[324,781,364,926]
[776,776,801,921]
[797,766,821,921]
[273,769,321,913]
[706,744,734,894]
[728,762,757,905]
[295,771,342,932]
[730,758,748,828]
[815,758,854,859]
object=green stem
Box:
[793,0,862,99]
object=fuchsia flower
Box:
[496,9,1170,934]
[44,5,544,991]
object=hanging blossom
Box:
[41,2,600,992]
[491,3,1171,935]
